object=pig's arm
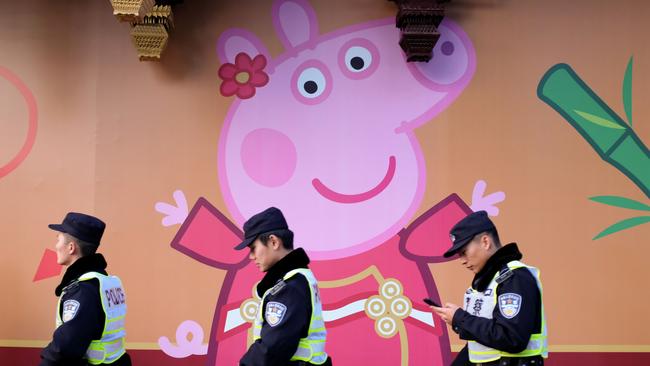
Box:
[400,181,505,260]
[400,193,472,261]
[156,191,247,269]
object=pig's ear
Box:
[272,0,319,50]
[217,29,271,65]
[409,19,476,92]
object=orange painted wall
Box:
[1,0,649,357]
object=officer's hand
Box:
[431,303,460,325]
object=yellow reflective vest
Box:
[56,272,127,365]
[465,261,548,363]
[253,268,328,364]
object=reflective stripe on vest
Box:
[253,268,328,365]
[465,261,548,363]
[56,272,127,365]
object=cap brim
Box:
[443,237,473,258]
[234,236,256,251]
[48,224,67,233]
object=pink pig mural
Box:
[156,0,504,364]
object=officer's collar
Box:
[472,243,522,292]
[55,253,108,296]
[257,247,310,297]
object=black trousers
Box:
[289,356,333,366]
[477,356,544,366]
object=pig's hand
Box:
[155,190,189,226]
[469,180,505,216]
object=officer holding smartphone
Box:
[430,211,547,366]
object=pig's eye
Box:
[291,60,332,105]
[344,46,372,72]
[338,39,380,79]
[297,67,326,98]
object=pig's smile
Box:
[312,156,396,203]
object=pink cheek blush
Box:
[240,128,298,187]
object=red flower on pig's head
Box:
[218,53,269,99]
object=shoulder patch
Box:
[498,293,522,319]
[265,301,287,327]
[495,269,513,284]
[62,300,80,322]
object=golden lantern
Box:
[109,0,155,22]
[130,5,174,61]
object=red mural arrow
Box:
[33,249,62,282]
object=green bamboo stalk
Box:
[537,63,650,198]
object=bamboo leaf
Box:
[573,110,626,130]
[593,216,650,239]
[623,56,634,126]
[589,195,650,211]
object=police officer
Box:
[431,211,547,366]
[40,212,131,366]
[236,207,332,366]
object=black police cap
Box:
[48,212,106,247]
[234,207,289,250]
[444,210,495,258]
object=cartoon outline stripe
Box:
[0,66,38,178]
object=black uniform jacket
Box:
[240,248,315,366]
[40,253,131,366]
[450,244,542,366]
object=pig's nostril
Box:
[440,41,455,56]
[408,23,473,90]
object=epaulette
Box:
[61,280,80,295]
[269,280,287,296]
[495,269,514,284]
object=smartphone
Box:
[423,298,441,307]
